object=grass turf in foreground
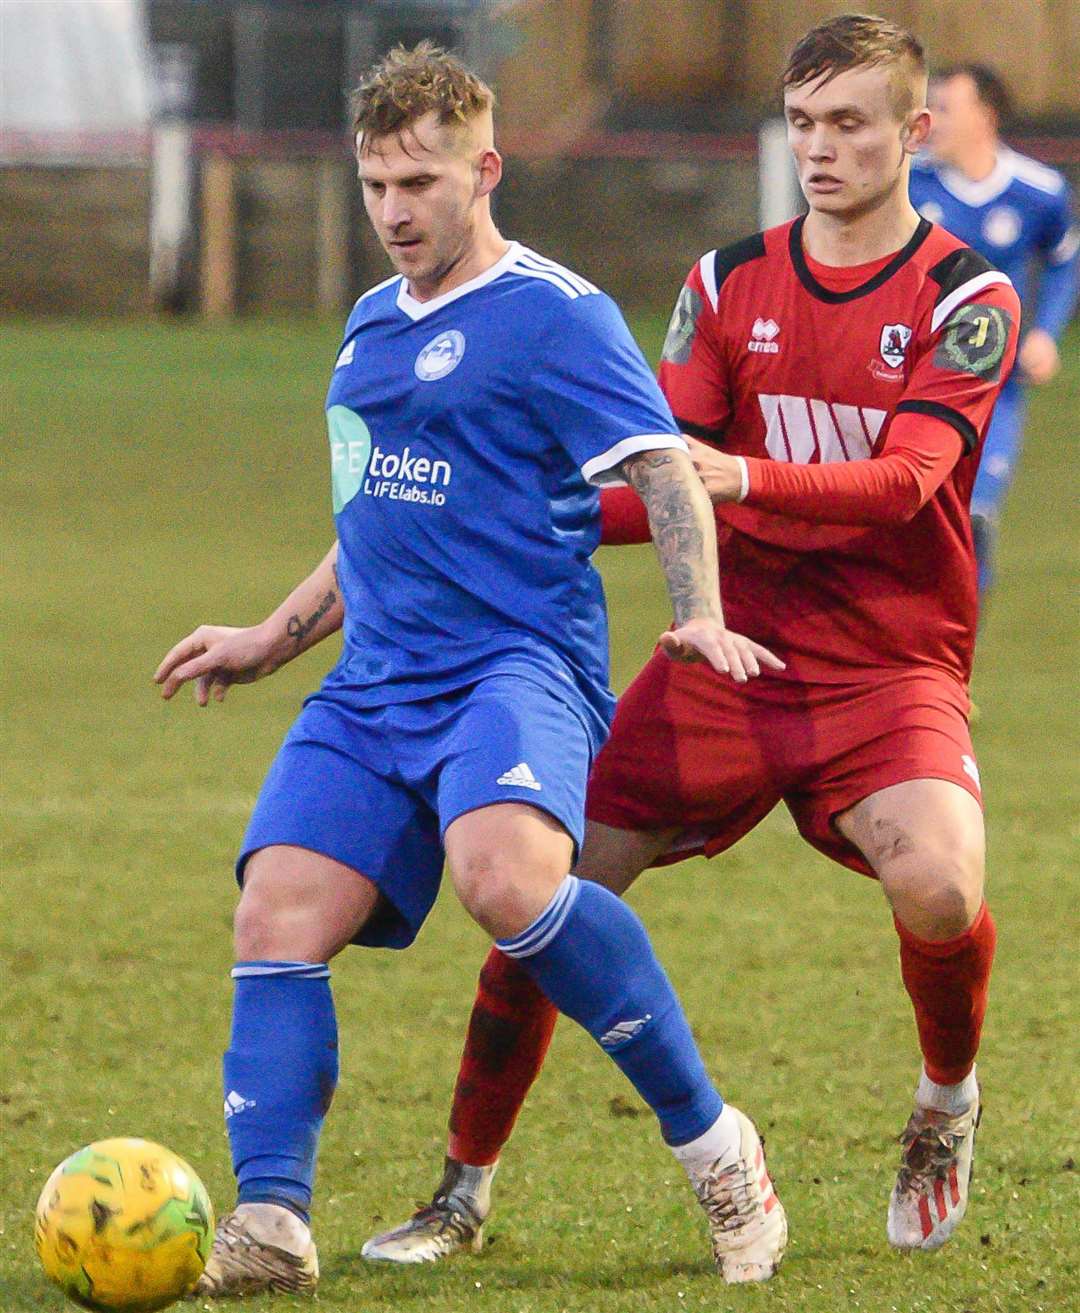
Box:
[0,318,1076,1313]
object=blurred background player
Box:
[154,42,787,1298]
[361,13,1019,1266]
[911,63,1079,598]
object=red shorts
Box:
[586,652,981,877]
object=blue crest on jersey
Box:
[415,330,465,381]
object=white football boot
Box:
[361,1160,496,1263]
[689,1107,787,1283]
[193,1203,318,1297]
[888,1093,981,1251]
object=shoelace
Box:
[408,1196,479,1243]
[896,1112,968,1192]
[201,1214,311,1294]
[212,1214,305,1263]
[695,1159,759,1235]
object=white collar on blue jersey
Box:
[935,147,1016,208]
[396,240,523,321]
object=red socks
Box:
[447,947,559,1166]
[446,905,996,1165]
[895,901,997,1085]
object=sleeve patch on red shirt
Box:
[933,302,1015,381]
[661,284,704,365]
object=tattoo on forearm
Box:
[287,590,337,646]
[625,452,720,626]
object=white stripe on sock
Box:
[497,875,580,958]
[231,962,331,980]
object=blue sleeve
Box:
[1033,186,1080,340]
[530,293,684,486]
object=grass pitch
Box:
[1,316,1077,1313]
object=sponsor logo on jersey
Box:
[934,302,1013,381]
[879,323,912,369]
[982,205,1022,248]
[415,329,465,381]
[661,285,703,365]
[748,317,781,353]
[328,404,451,510]
[758,394,887,464]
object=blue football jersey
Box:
[910,147,1079,342]
[321,241,683,738]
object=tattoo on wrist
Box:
[287,590,336,645]
[624,451,720,627]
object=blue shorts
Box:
[972,380,1025,519]
[238,675,596,949]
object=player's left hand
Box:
[684,436,744,502]
[1018,329,1060,385]
[659,618,785,683]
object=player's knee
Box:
[450,850,559,940]
[883,844,984,940]
[233,884,285,959]
[232,874,329,960]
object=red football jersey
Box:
[657,216,1020,684]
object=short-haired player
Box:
[155,42,785,1298]
[911,62,1078,597]
[362,14,1020,1264]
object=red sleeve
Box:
[599,486,652,544]
[656,255,732,441]
[741,412,963,525]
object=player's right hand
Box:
[659,620,785,683]
[154,624,280,706]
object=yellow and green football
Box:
[34,1138,214,1312]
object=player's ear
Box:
[474,147,503,199]
[902,106,932,156]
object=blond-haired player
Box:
[156,41,785,1297]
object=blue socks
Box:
[497,877,724,1145]
[223,961,339,1223]
[222,882,719,1221]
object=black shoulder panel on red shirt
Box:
[712,232,768,298]
[926,246,998,306]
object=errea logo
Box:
[748,317,780,353]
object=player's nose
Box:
[382,192,412,229]
[806,125,836,160]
